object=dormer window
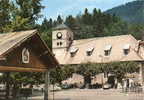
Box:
[123,44,130,55]
[70,47,78,57]
[86,47,94,56]
[104,45,112,56]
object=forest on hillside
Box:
[106,0,144,24]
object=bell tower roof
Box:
[54,24,70,30]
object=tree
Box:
[57,15,63,25]
[74,62,139,88]
[15,0,44,25]
[50,65,74,85]
[128,24,144,40]
[103,20,128,36]
[97,62,139,83]
[75,63,102,88]
[82,8,92,25]
[65,15,77,30]
[1,0,44,33]
[49,18,53,28]
[0,0,11,33]
[2,16,30,32]
[39,18,53,32]
[40,29,52,49]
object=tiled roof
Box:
[54,34,144,65]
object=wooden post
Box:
[44,71,50,100]
[5,72,10,99]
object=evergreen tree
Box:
[57,15,63,25]
[53,20,58,27]
[0,0,11,33]
[15,0,44,24]
[82,8,92,25]
[92,8,98,25]
[40,18,53,32]
[49,18,53,28]
[65,15,77,29]
[1,0,44,32]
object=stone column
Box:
[139,63,144,86]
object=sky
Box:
[38,0,135,24]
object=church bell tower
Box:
[52,24,74,56]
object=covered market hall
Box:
[0,30,58,100]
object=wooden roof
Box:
[0,30,36,56]
[0,30,59,72]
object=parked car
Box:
[103,83,112,89]
[61,84,73,89]
[49,85,61,91]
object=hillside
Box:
[106,0,144,24]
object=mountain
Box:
[105,0,144,24]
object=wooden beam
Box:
[0,66,48,72]
[5,72,10,99]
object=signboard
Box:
[22,48,30,63]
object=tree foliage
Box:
[49,62,139,85]
[50,65,75,84]
[106,0,144,24]
[0,0,11,32]
[0,0,44,33]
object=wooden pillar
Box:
[44,71,50,100]
[5,72,10,99]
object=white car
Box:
[49,85,61,91]
[103,83,111,89]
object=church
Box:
[52,24,144,87]
[52,24,144,65]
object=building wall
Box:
[52,29,73,49]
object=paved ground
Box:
[31,89,144,100]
